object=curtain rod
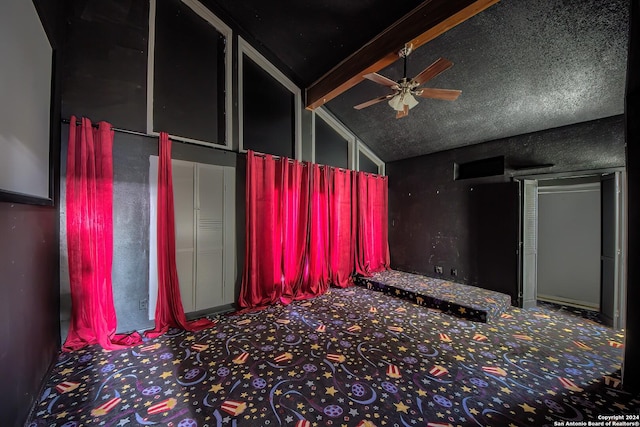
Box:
[250,151,380,176]
[60,118,232,155]
[250,151,307,165]
[251,151,348,171]
[62,118,153,139]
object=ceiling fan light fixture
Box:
[388,92,419,111]
[388,94,402,111]
[405,93,419,109]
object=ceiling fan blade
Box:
[353,94,394,110]
[363,72,398,87]
[416,88,462,101]
[396,104,409,119]
[412,58,453,86]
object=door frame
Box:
[606,171,626,329]
[515,167,626,329]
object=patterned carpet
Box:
[28,286,637,427]
[355,270,512,323]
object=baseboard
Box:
[186,303,236,320]
[537,294,599,311]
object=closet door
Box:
[195,164,225,311]
[172,162,196,313]
[150,157,235,317]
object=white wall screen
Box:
[0,0,52,199]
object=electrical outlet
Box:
[435,266,443,274]
[139,299,148,310]
[451,268,458,277]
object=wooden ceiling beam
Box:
[305,0,500,110]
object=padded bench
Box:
[355,269,512,323]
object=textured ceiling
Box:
[206,0,629,162]
[328,0,629,161]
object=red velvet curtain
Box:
[329,168,356,288]
[239,151,283,308]
[280,159,310,303]
[240,151,391,308]
[356,172,390,276]
[145,132,216,338]
[64,116,142,351]
[305,164,331,295]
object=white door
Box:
[195,165,225,311]
[172,162,196,313]
[149,157,235,318]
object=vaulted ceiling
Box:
[205,0,629,162]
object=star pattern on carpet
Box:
[27,285,635,427]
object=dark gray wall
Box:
[153,0,225,143]
[301,109,314,162]
[315,117,349,169]
[387,115,625,304]
[0,204,60,426]
[242,55,295,157]
[62,0,148,132]
[359,152,380,174]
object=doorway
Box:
[148,156,236,319]
[537,177,601,310]
[519,170,626,329]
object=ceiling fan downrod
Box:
[399,43,413,82]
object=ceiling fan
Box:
[354,45,462,119]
